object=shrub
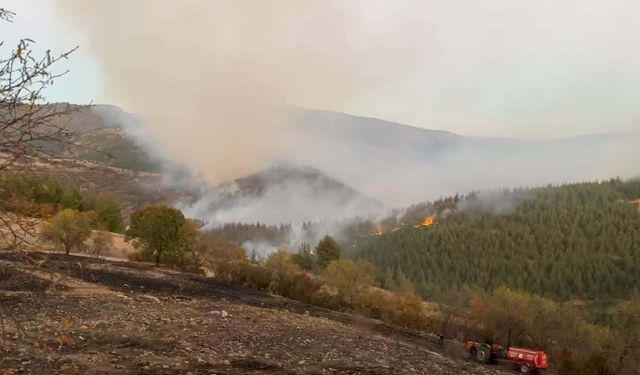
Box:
[392,293,432,330]
[239,262,272,290]
[323,259,376,304]
[355,288,398,321]
[127,251,145,262]
[42,209,92,254]
[354,288,434,330]
[264,249,301,295]
[197,232,246,268]
[82,210,100,229]
[91,231,113,258]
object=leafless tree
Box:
[0,7,79,248]
[0,9,91,359]
[0,8,15,23]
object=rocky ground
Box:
[0,252,511,374]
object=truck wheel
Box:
[468,348,477,360]
[476,347,491,364]
[518,364,530,373]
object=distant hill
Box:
[46,103,640,212]
[59,105,163,173]
[286,108,639,205]
[289,108,466,156]
[229,163,377,203]
[181,163,385,226]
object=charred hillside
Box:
[0,252,508,375]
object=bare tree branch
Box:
[0,8,15,23]
[1,9,80,249]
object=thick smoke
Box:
[55,0,425,184]
[57,1,640,230]
[178,173,383,226]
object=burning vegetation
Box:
[413,215,436,228]
[371,215,436,237]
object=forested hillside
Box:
[353,179,640,301]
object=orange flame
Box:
[413,215,436,228]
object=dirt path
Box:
[0,252,511,374]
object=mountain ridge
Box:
[43,103,640,209]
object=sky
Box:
[2,0,640,139]
[1,1,104,104]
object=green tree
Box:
[292,241,316,270]
[60,187,84,210]
[316,235,341,268]
[353,180,640,301]
[94,193,124,232]
[125,205,197,266]
[42,209,92,255]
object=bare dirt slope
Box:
[0,252,510,374]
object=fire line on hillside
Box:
[371,215,436,237]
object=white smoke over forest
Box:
[56,1,640,230]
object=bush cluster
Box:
[0,172,124,232]
[199,237,435,331]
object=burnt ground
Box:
[0,252,510,374]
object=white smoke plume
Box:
[455,189,532,215]
[54,0,426,184]
[55,1,640,231]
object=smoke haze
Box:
[54,1,640,224]
[56,0,428,183]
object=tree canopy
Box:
[354,179,640,301]
[93,193,124,232]
[316,235,341,268]
[125,205,197,266]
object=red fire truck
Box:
[466,341,549,373]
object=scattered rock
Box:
[141,294,160,303]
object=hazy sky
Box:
[2,0,640,139]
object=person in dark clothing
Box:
[437,334,445,349]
